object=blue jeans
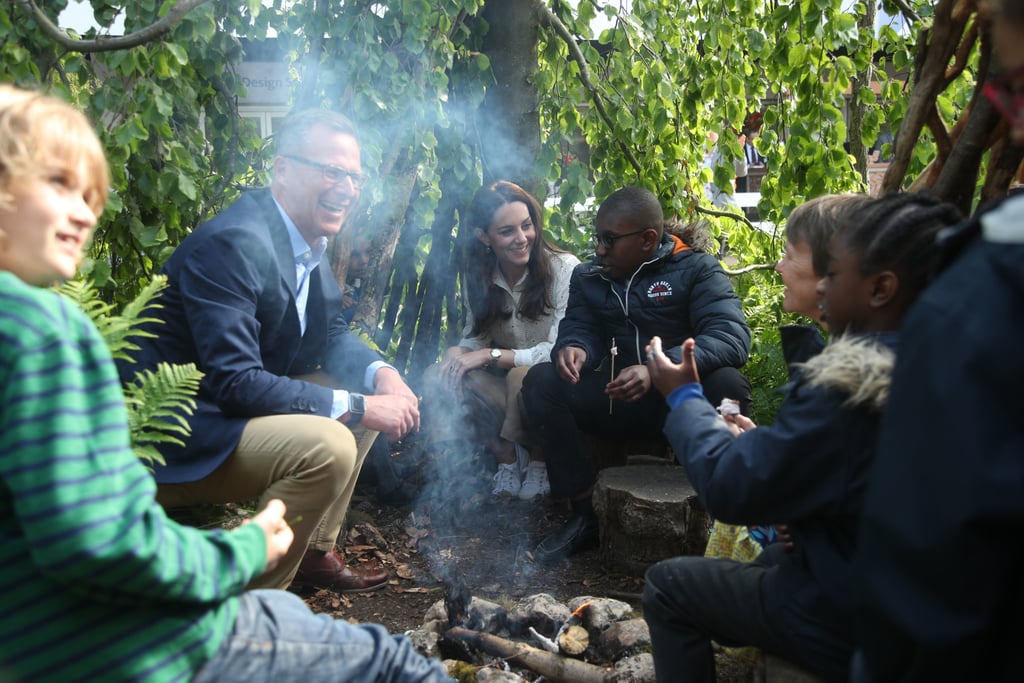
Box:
[192,590,452,683]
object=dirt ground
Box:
[293,439,756,682]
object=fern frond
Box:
[133,445,167,469]
[56,275,168,361]
[57,279,114,323]
[55,276,201,469]
[123,362,204,469]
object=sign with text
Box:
[237,62,291,105]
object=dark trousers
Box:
[642,544,853,683]
[521,363,751,499]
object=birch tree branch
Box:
[14,0,210,53]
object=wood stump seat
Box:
[592,463,712,574]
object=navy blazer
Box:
[119,189,382,483]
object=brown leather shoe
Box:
[292,549,388,594]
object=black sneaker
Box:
[533,513,599,564]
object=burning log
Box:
[443,577,472,627]
[445,627,613,683]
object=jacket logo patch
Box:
[647,281,673,300]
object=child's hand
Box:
[249,499,293,572]
[646,336,700,396]
[724,413,758,436]
[606,364,651,402]
[555,346,587,384]
[776,523,795,552]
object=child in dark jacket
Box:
[522,186,752,564]
[641,193,962,683]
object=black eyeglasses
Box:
[592,227,650,249]
[283,154,368,190]
[983,65,1024,128]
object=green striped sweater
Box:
[0,272,266,682]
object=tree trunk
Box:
[883,0,974,194]
[405,158,472,384]
[848,0,875,185]
[357,157,418,336]
[479,0,543,195]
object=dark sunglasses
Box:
[591,227,650,249]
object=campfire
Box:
[420,588,654,682]
[408,445,655,680]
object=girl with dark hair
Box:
[854,2,1024,674]
[431,181,579,499]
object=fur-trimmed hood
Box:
[794,333,896,413]
[664,217,717,253]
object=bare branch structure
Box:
[14,0,210,53]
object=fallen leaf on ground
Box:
[345,544,378,553]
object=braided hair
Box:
[837,192,964,299]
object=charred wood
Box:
[444,627,613,683]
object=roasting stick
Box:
[609,338,617,415]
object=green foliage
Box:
[57,275,168,362]
[2,2,267,306]
[122,363,203,469]
[534,0,947,242]
[3,0,977,401]
[56,275,203,469]
[730,270,791,424]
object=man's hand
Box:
[555,346,587,384]
[367,367,420,440]
[606,364,651,402]
[373,366,416,401]
[646,336,700,397]
[248,499,293,573]
[361,394,420,442]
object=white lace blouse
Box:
[458,251,580,367]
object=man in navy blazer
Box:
[120,109,419,593]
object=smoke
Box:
[405,364,542,594]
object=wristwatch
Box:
[489,348,502,367]
[348,393,366,424]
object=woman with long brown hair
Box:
[430,180,579,499]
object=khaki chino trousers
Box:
[157,388,378,590]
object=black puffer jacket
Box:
[554,232,750,372]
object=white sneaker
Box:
[491,463,521,497]
[518,461,550,499]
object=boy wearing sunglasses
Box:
[522,186,752,563]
